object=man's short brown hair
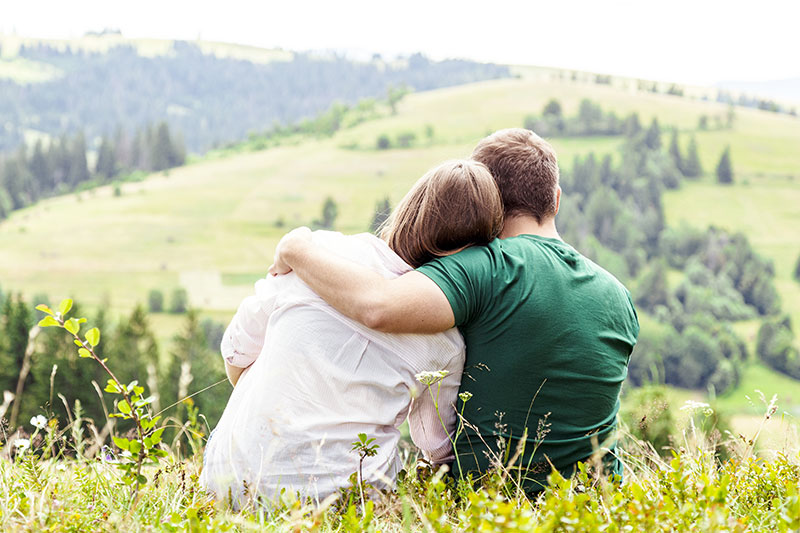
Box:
[471,128,560,223]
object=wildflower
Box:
[13,438,30,454]
[680,400,713,416]
[415,370,449,386]
[30,415,48,430]
[459,391,473,403]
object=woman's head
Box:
[381,159,503,268]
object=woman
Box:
[201,159,503,505]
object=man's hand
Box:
[269,226,312,276]
[264,227,455,333]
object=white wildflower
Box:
[13,438,30,453]
[415,370,449,386]
[680,400,713,416]
[30,415,48,430]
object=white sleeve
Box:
[220,277,281,368]
[407,352,464,465]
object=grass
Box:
[2,71,800,451]
[0,57,61,83]
[663,175,800,348]
[0,404,797,532]
[3,76,798,316]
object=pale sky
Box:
[3,0,799,85]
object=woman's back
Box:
[201,232,464,503]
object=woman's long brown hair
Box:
[381,159,503,268]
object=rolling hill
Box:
[1,69,799,426]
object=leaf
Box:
[38,316,59,328]
[59,299,73,316]
[74,339,83,347]
[151,427,165,443]
[85,327,100,347]
[64,318,80,335]
[78,348,92,358]
[104,379,120,393]
[117,400,131,415]
[36,304,54,315]
[133,385,144,396]
[112,436,130,451]
[135,395,155,407]
[128,440,142,454]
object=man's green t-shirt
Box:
[417,234,639,491]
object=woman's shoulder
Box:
[311,231,411,277]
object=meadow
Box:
[1,66,800,530]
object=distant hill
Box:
[0,35,510,152]
[716,78,800,105]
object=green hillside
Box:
[3,75,798,310]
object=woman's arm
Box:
[224,361,247,386]
[220,277,281,385]
[407,357,464,465]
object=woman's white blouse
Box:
[201,231,465,503]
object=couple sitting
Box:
[200,128,639,504]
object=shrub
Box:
[376,134,391,150]
[169,288,188,314]
[147,289,164,312]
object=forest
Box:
[0,42,509,152]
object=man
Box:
[270,128,639,492]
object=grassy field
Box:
[2,74,800,432]
[2,75,798,313]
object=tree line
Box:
[0,122,185,221]
[0,43,509,153]
[548,115,783,392]
[0,289,227,444]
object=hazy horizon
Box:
[4,0,800,86]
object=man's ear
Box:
[554,186,562,215]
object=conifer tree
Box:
[29,140,51,193]
[716,146,733,184]
[370,197,392,234]
[624,113,642,137]
[793,253,800,283]
[151,122,174,172]
[682,136,703,178]
[668,130,683,174]
[67,132,90,187]
[95,136,117,180]
[1,159,26,209]
[162,310,227,438]
[644,118,662,150]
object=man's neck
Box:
[500,215,561,240]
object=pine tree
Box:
[67,132,90,187]
[95,136,117,180]
[624,113,642,137]
[313,197,338,230]
[162,310,227,439]
[370,197,392,233]
[29,140,51,193]
[668,130,683,175]
[793,253,800,283]
[683,136,703,178]
[716,146,733,184]
[151,122,174,172]
[644,118,662,150]
[1,159,26,209]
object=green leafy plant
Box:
[36,298,167,501]
[350,432,379,510]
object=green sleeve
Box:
[416,246,493,327]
